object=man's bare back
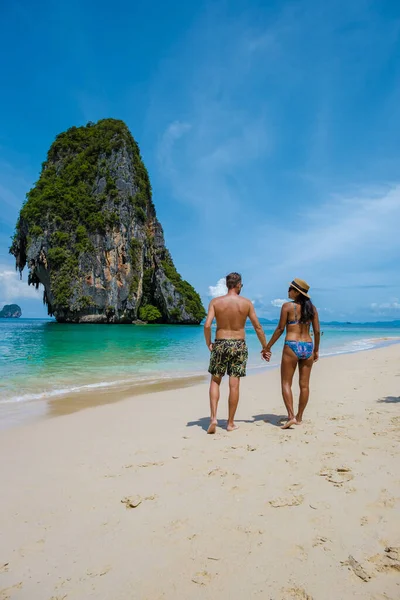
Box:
[212,294,252,340]
[205,293,268,347]
[203,272,269,434]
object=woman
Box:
[264,278,320,429]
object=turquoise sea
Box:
[0,319,399,428]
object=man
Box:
[204,272,270,434]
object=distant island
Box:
[10,119,205,325]
[0,304,22,318]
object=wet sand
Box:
[0,345,399,599]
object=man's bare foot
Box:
[281,417,298,429]
[227,423,239,432]
[295,418,303,425]
[207,420,218,434]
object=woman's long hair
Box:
[290,286,315,323]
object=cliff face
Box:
[0,304,22,318]
[10,119,205,324]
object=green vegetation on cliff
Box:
[139,304,162,322]
[161,254,206,322]
[11,119,154,312]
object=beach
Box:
[0,344,399,599]
[1,319,400,430]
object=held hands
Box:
[313,351,319,362]
[261,348,271,362]
[208,343,214,352]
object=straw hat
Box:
[289,278,310,298]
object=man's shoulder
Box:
[212,295,226,305]
[241,296,253,306]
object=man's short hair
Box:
[226,272,242,290]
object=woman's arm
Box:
[312,307,320,361]
[265,304,288,353]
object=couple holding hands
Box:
[204,272,320,433]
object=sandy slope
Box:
[0,345,399,599]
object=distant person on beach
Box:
[204,272,270,434]
[263,279,320,429]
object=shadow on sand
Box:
[377,396,400,404]
[186,413,288,431]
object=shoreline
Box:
[1,337,400,431]
[0,344,399,598]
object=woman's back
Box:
[285,302,313,342]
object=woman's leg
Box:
[297,356,314,422]
[280,345,298,428]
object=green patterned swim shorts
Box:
[208,339,248,378]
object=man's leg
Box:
[280,346,298,429]
[208,374,222,434]
[227,376,240,431]
[296,356,313,423]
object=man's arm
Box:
[265,304,288,354]
[204,300,215,350]
[248,302,268,349]
[312,307,320,361]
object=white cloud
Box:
[208,278,227,298]
[371,300,400,310]
[251,183,400,292]
[271,298,287,307]
[158,121,192,171]
[0,267,41,306]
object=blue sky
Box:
[1,0,400,321]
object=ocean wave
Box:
[0,372,202,405]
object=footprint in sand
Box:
[0,582,23,600]
[208,467,229,477]
[247,444,258,451]
[86,566,112,578]
[341,555,371,581]
[208,468,240,482]
[121,494,157,509]
[368,547,400,573]
[312,536,331,549]
[165,519,188,532]
[319,467,354,486]
[282,586,313,599]
[123,461,164,469]
[269,495,304,508]
[287,483,303,492]
[191,571,213,586]
[121,495,142,508]
[370,490,397,509]
[290,545,308,561]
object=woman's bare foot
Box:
[207,420,218,434]
[227,423,239,432]
[281,417,298,429]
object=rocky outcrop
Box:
[10,119,205,324]
[0,304,22,318]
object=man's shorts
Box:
[208,339,248,378]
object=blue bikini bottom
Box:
[285,341,314,360]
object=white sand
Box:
[0,345,399,600]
